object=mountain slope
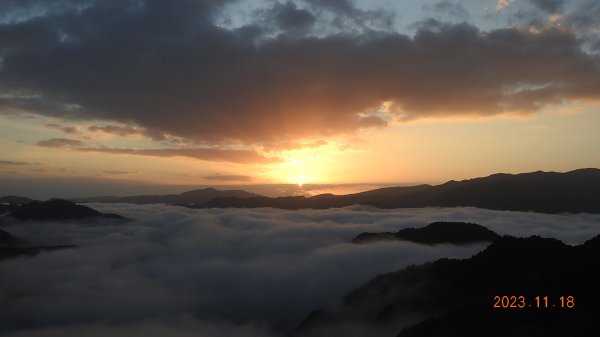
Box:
[7,199,125,221]
[298,234,600,337]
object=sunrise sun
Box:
[296,175,307,187]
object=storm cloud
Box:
[0,0,599,146]
[1,204,600,336]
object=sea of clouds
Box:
[1,204,600,336]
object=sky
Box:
[1,0,600,197]
[2,204,600,336]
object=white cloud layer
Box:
[1,205,599,336]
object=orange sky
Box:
[1,0,600,198]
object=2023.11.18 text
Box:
[493,295,574,309]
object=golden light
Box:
[262,141,342,185]
[296,175,307,187]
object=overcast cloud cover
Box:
[1,0,600,151]
[1,204,600,336]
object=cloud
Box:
[530,0,564,13]
[268,1,316,33]
[563,0,600,51]
[496,0,516,11]
[1,205,599,336]
[203,174,254,182]
[45,123,79,134]
[77,147,279,164]
[37,137,83,147]
[101,170,137,175]
[262,140,328,152]
[0,160,32,166]
[88,125,141,137]
[423,1,470,20]
[0,1,598,145]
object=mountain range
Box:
[5,199,126,221]
[70,187,259,205]
[2,169,600,214]
[190,168,600,214]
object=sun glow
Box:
[296,175,306,187]
[262,141,343,185]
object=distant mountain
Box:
[299,234,600,336]
[191,169,600,214]
[0,196,35,214]
[352,222,501,245]
[6,199,125,221]
[72,188,261,205]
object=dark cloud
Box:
[530,0,564,13]
[270,1,316,32]
[0,0,88,22]
[302,0,395,32]
[203,174,254,182]
[0,1,599,145]
[563,0,600,51]
[45,123,78,134]
[423,1,470,20]
[77,147,279,164]
[567,0,600,27]
[37,137,83,147]
[1,205,599,336]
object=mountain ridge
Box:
[352,222,501,245]
[2,168,599,213]
[191,168,600,214]
[70,187,260,205]
[6,199,126,221]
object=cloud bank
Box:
[1,0,599,146]
[1,204,600,336]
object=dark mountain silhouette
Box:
[7,199,125,221]
[298,234,600,337]
[0,196,35,214]
[190,169,600,214]
[71,187,260,205]
[352,222,501,245]
[0,228,75,261]
[0,203,19,215]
